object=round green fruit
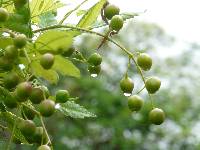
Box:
[40,53,55,70]
[120,77,134,95]
[145,77,161,94]
[32,127,47,144]
[88,53,102,66]
[30,88,44,104]
[4,45,18,59]
[88,65,101,76]
[3,72,20,89]
[149,108,165,125]
[15,82,32,101]
[19,120,36,136]
[13,34,27,48]
[61,46,75,57]
[128,95,144,111]
[14,0,28,8]
[3,93,17,109]
[56,90,70,103]
[109,15,123,31]
[137,53,152,71]
[0,57,13,71]
[0,8,9,22]
[39,100,55,117]
[22,106,35,120]
[104,4,120,20]
[37,145,51,150]
[39,86,50,98]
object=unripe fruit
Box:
[88,53,102,66]
[3,72,20,89]
[13,34,27,48]
[22,106,35,120]
[14,0,28,8]
[30,88,44,104]
[145,77,161,94]
[0,8,9,22]
[104,4,120,20]
[149,108,165,125]
[88,65,101,76]
[61,46,75,57]
[120,77,134,95]
[19,120,36,136]
[32,127,45,144]
[128,95,144,111]
[37,145,51,150]
[40,53,55,70]
[39,100,55,117]
[15,82,32,101]
[3,93,17,109]
[0,57,13,71]
[56,90,70,103]
[4,45,18,59]
[109,15,123,31]
[137,53,152,71]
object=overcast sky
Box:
[60,0,200,44]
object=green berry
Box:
[88,65,101,76]
[137,53,152,71]
[40,53,55,70]
[30,88,44,104]
[15,82,32,101]
[13,34,27,48]
[0,8,9,22]
[56,90,70,103]
[39,86,50,98]
[145,77,161,94]
[0,57,13,71]
[3,72,20,89]
[61,46,75,57]
[128,95,144,111]
[109,15,123,31]
[37,145,51,150]
[19,120,36,136]
[14,0,28,8]
[149,108,165,125]
[104,4,120,20]
[32,127,46,144]
[22,106,35,120]
[3,93,17,109]
[39,100,55,117]
[88,53,102,66]
[4,45,18,59]
[120,77,134,95]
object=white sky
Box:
[60,0,200,43]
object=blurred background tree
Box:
[16,19,200,150]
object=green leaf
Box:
[31,61,59,84]
[53,56,80,78]
[0,112,28,144]
[76,9,87,16]
[57,101,96,119]
[77,0,106,28]
[39,12,57,28]
[35,30,73,54]
[30,0,64,23]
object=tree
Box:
[0,0,164,149]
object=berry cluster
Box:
[120,53,165,125]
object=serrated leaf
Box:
[0,112,28,144]
[57,101,96,119]
[77,0,106,28]
[30,0,64,23]
[35,30,73,54]
[52,56,80,78]
[31,61,59,84]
